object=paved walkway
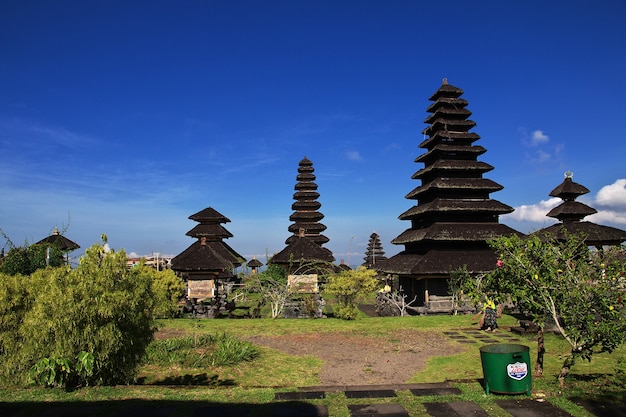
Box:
[1,381,622,417]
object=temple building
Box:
[35,227,80,265]
[171,207,245,301]
[380,80,521,305]
[533,172,626,247]
[246,257,263,275]
[270,157,334,274]
[362,232,387,269]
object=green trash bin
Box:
[479,344,531,396]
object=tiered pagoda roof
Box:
[270,157,335,271]
[171,207,245,277]
[533,172,626,247]
[286,157,329,245]
[271,229,335,266]
[381,80,521,277]
[35,227,80,252]
[362,232,387,268]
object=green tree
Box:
[455,232,626,387]
[247,263,289,318]
[0,237,157,387]
[324,266,380,320]
[0,243,64,276]
[136,266,185,318]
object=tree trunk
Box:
[558,353,575,388]
[534,327,545,376]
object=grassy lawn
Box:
[0,313,624,416]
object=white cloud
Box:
[534,150,551,163]
[503,197,561,222]
[594,179,626,209]
[502,179,626,229]
[531,130,549,146]
[346,151,362,161]
[587,210,626,225]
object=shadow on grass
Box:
[136,373,235,387]
[0,399,328,417]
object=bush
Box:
[136,266,185,318]
[0,238,157,387]
[324,266,380,320]
[144,333,260,367]
[0,243,65,276]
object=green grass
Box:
[0,313,624,416]
[148,313,626,392]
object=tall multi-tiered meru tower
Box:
[380,80,521,305]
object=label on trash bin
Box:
[507,362,528,380]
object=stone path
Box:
[442,328,525,345]
[4,381,621,416]
[274,382,576,417]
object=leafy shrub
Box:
[0,243,64,276]
[144,333,260,368]
[324,266,380,320]
[135,266,185,318]
[28,351,94,388]
[0,238,157,387]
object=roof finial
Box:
[442,78,448,85]
[564,170,574,179]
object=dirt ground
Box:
[246,329,463,386]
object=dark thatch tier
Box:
[171,239,244,272]
[535,222,626,248]
[284,157,329,246]
[271,235,334,264]
[171,206,245,276]
[381,80,521,304]
[363,232,388,269]
[533,174,626,247]
[35,227,80,251]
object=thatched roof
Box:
[171,238,245,272]
[422,119,476,136]
[405,178,504,200]
[35,228,80,251]
[398,199,514,220]
[549,176,589,200]
[270,236,335,264]
[185,223,233,238]
[419,131,480,149]
[533,222,626,247]
[189,207,231,223]
[546,201,597,220]
[247,258,263,268]
[415,144,486,164]
[391,223,522,245]
[535,174,626,247]
[381,249,499,276]
[172,206,245,274]
[285,157,330,246]
[380,80,521,284]
[412,160,494,179]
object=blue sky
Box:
[1,0,625,266]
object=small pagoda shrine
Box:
[362,232,388,269]
[533,172,626,247]
[35,227,80,252]
[247,257,263,275]
[35,227,80,265]
[270,157,335,274]
[171,207,245,312]
[380,80,521,307]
